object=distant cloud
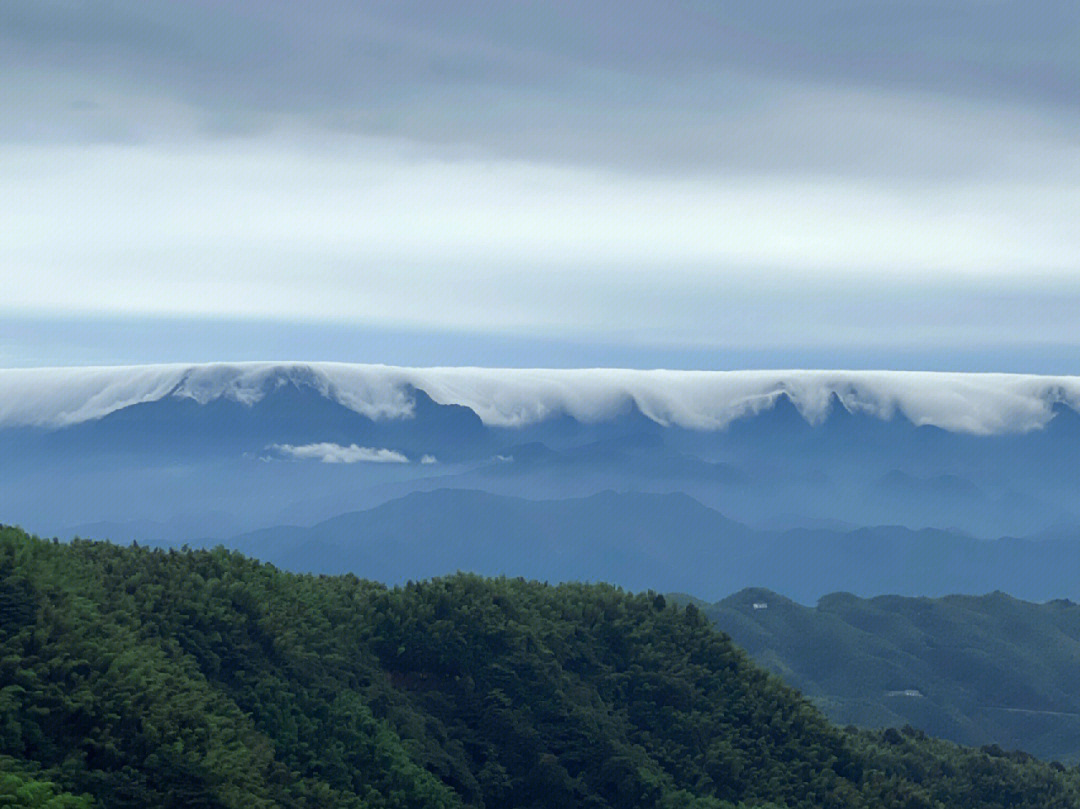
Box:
[419,455,437,465]
[269,442,408,464]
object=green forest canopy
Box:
[1,525,1079,809]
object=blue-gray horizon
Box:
[2,1,1077,363]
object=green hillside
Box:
[2,526,1079,808]
[692,588,1080,763]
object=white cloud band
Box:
[2,362,1080,435]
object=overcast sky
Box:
[2,0,1078,368]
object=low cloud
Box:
[269,442,408,464]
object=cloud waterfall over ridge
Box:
[2,363,1080,435]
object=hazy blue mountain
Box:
[211,489,752,596]
[170,489,1080,604]
[875,470,984,500]
[692,588,1080,763]
[484,432,747,483]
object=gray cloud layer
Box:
[3,0,1076,176]
[1,1,1077,358]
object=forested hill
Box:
[2,527,1079,809]
[690,588,1080,764]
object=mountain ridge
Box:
[696,587,1080,763]
[139,488,1080,604]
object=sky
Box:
[2,0,1078,369]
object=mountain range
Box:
[112,488,1080,605]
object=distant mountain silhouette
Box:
[173,489,1080,603]
[875,471,983,499]
[217,489,750,595]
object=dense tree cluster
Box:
[1,526,1078,808]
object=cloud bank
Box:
[2,363,1080,436]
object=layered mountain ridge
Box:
[129,488,1080,604]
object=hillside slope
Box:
[2,526,1080,808]
[693,589,1080,763]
